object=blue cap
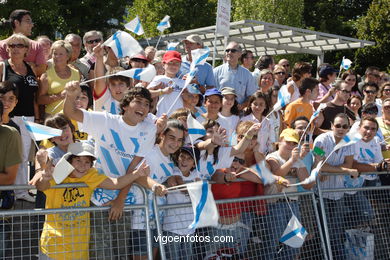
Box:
[319,65,338,78]
[204,88,223,98]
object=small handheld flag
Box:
[102,30,143,59]
[166,42,180,51]
[185,47,210,87]
[249,160,276,185]
[273,85,291,112]
[333,127,362,151]
[124,15,144,36]
[157,15,171,32]
[340,57,352,70]
[280,215,308,248]
[187,114,206,141]
[116,64,156,82]
[187,181,219,230]
[52,153,75,184]
[23,117,62,141]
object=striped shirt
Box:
[313,131,354,200]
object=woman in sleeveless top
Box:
[37,40,80,116]
[0,33,39,202]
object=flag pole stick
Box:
[143,32,151,46]
[165,86,187,115]
[155,32,163,49]
[235,168,251,177]
[49,100,65,114]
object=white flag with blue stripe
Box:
[334,127,362,151]
[250,160,276,185]
[274,85,291,111]
[280,214,308,248]
[310,103,327,123]
[185,47,210,87]
[124,15,144,36]
[23,117,62,141]
[116,64,156,82]
[103,30,143,59]
[166,42,180,51]
[187,180,219,230]
[157,15,171,32]
[340,56,352,70]
[187,114,206,141]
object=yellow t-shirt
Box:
[45,65,80,115]
[377,117,390,159]
[284,98,313,127]
[40,168,107,260]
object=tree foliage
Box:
[231,0,304,27]
[0,0,128,39]
[354,0,390,72]
[126,0,217,38]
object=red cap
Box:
[162,51,181,63]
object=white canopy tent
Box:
[141,20,375,65]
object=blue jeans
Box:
[262,201,300,260]
[344,192,374,228]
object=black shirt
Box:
[320,102,356,130]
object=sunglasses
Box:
[283,64,290,67]
[233,157,245,165]
[333,124,349,129]
[275,71,286,75]
[384,106,390,111]
[364,90,377,95]
[340,89,351,94]
[86,38,102,44]
[225,49,238,53]
[383,89,390,93]
[8,44,27,49]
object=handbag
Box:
[345,228,374,260]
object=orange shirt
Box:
[284,98,313,127]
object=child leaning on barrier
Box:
[162,145,202,260]
[31,142,151,260]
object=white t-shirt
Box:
[198,146,234,179]
[163,169,201,235]
[80,110,157,206]
[132,145,176,230]
[197,115,232,143]
[94,87,121,115]
[240,113,274,154]
[313,131,355,200]
[218,113,240,145]
[149,75,184,117]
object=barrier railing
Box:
[1,172,390,259]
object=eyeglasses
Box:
[333,124,349,129]
[7,44,27,49]
[340,89,351,94]
[384,106,390,111]
[86,39,102,44]
[364,90,377,95]
[274,71,286,75]
[233,157,245,165]
[225,49,238,53]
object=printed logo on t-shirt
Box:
[25,75,38,87]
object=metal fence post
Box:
[316,180,333,260]
[141,188,153,260]
[153,194,166,260]
[310,192,330,260]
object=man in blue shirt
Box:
[213,41,257,107]
[178,34,215,92]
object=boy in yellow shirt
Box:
[32,142,165,260]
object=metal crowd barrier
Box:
[1,172,390,259]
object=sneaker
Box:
[16,193,35,203]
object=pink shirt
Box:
[0,38,46,65]
[315,82,334,103]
